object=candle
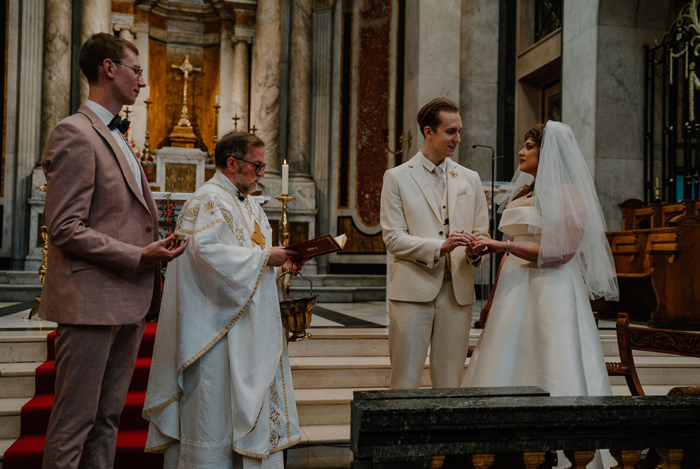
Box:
[282,159,289,195]
[215,94,219,105]
[145,86,150,100]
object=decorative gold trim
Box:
[141,390,184,416]
[279,358,292,441]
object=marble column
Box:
[114,24,134,42]
[459,0,499,177]
[287,0,313,177]
[232,38,251,133]
[218,30,234,143]
[41,0,72,154]
[15,0,45,267]
[311,0,335,273]
[130,20,150,154]
[403,0,461,155]
[562,0,670,230]
[80,0,111,103]
[251,0,282,174]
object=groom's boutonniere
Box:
[449,170,458,178]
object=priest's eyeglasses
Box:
[114,61,144,79]
[232,157,266,175]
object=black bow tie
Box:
[108,114,130,134]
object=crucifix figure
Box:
[172,55,202,127]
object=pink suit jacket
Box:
[40,105,161,325]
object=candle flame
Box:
[284,159,287,165]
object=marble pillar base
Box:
[25,168,47,272]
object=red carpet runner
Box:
[3,323,164,468]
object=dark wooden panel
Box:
[270,221,309,247]
[337,216,385,254]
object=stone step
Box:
[0,398,31,439]
[0,285,42,302]
[289,286,385,303]
[0,332,50,364]
[288,329,665,359]
[290,355,700,389]
[0,271,42,286]
[0,437,14,462]
[0,363,42,399]
[289,274,385,288]
[288,425,353,469]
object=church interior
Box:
[1,0,700,468]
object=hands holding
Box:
[140,233,189,268]
[441,230,485,257]
[268,247,298,267]
[281,258,305,275]
[471,238,506,257]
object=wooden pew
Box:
[606,313,700,396]
[601,213,700,329]
[621,198,699,230]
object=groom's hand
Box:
[440,230,475,256]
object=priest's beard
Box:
[234,175,260,195]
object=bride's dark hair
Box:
[513,123,545,200]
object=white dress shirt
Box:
[84,100,144,195]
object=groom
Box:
[380,98,490,389]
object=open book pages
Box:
[335,234,348,249]
[285,233,348,262]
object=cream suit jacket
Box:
[380,152,490,305]
[40,105,161,325]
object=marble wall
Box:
[459,0,500,180]
[562,0,672,230]
[403,0,462,157]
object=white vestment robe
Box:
[143,171,301,469]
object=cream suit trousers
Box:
[389,279,473,389]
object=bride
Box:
[464,121,619,467]
[464,121,618,398]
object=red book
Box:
[284,234,347,262]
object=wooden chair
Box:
[606,313,700,396]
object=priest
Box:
[143,131,302,468]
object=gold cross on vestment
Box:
[251,220,266,249]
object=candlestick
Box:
[282,159,289,195]
[210,102,221,165]
[275,195,295,247]
[141,98,154,162]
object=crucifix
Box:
[172,55,202,127]
[250,125,258,135]
[232,114,240,131]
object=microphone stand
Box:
[472,144,501,294]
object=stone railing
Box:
[351,387,700,469]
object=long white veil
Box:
[501,121,619,301]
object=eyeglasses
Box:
[113,61,144,79]
[232,157,266,175]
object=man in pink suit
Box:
[40,33,188,469]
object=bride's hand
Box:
[472,238,504,256]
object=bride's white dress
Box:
[464,202,614,468]
[463,203,611,397]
